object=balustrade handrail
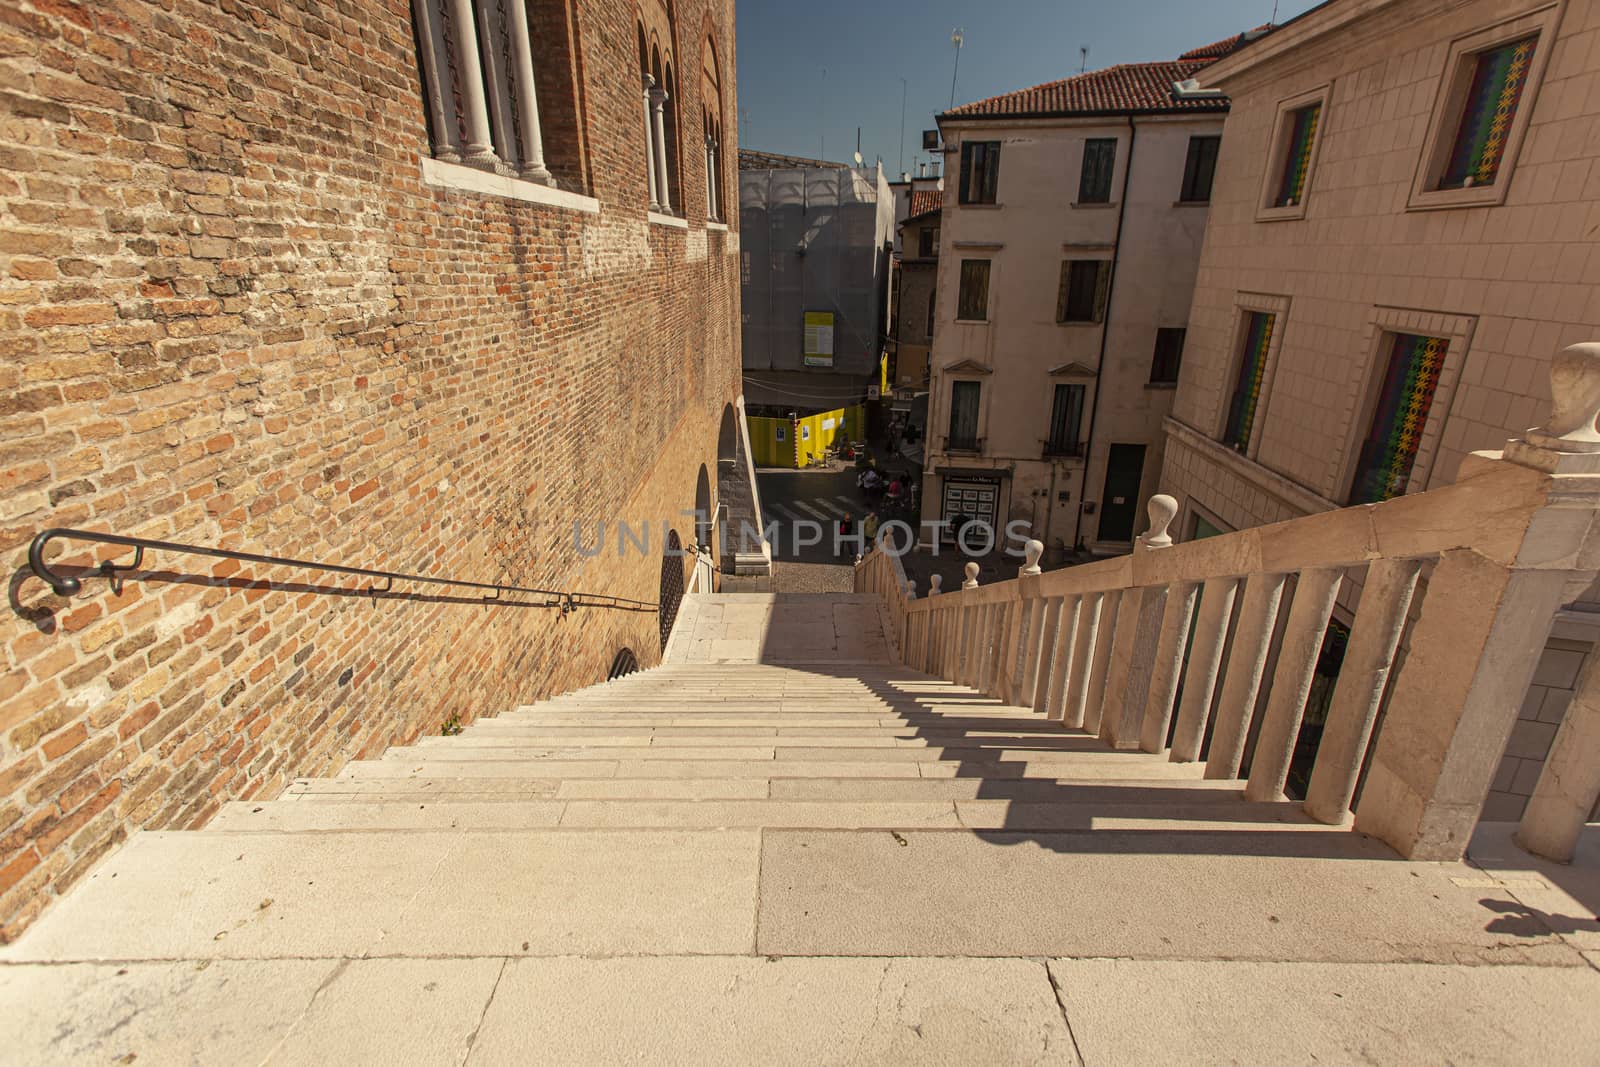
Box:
[899,454,1547,614]
[855,342,1600,866]
[26,527,658,612]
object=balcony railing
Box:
[859,342,1600,866]
[943,435,982,453]
[1042,439,1084,458]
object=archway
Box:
[607,647,640,680]
[658,528,687,652]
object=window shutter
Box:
[984,143,1000,202]
[959,143,972,203]
[1056,262,1069,322]
[1093,261,1111,323]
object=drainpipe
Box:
[1072,114,1136,552]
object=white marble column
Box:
[447,0,498,167]
[642,75,660,210]
[503,0,555,185]
[650,84,673,214]
[411,0,461,162]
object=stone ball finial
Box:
[1020,539,1044,576]
[1142,494,1179,549]
[1527,342,1600,453]
[928,573,943,596]
[962,561,980,589]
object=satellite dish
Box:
[853,150,863,165]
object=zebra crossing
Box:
[763,495,861,525]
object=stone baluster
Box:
[1044,595,1081,720]
[1063,592,1102,729]
[1303,558,1420,823]
[1170,577,1240,762]
[642,75,660,210]
[447,0,499,168]
[1205,573,1286,779]
[650,84,673,214]
[411,0,461,162]
[503,0,555,185]
[1140,578,1200,754]
[1031,596,1064,715]
[1245,567,1342,802]
[1517,649,1600,862]
[1080,591,1121,735]
[1100,496,1177,749]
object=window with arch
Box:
[637,2,682,214]
[701,35,725,221]
[408,0,587,190]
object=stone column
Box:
[1140,579,1200,754]
[1245,567,1341,803]
[503,0,555,185]
[642,75,660,210]
[447,0,499,167]
[411,0,461,162]
[1303,558,1420,823]
[1205,573,1286,780]
[1081,591,1120,735]
[1170,577,1239,763]
[650,84,673,214]
[1517,650,1600,862]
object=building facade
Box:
[889,186,942,393]
[738,150,895,429]
[1156,0,1600,820]
[0,0,742,939]
[921,57,1232,555]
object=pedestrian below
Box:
[863,510,881,552]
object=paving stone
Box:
[1050,959,1600,1065]
[467,956,1073,1065]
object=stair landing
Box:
[2,595,1596,1063]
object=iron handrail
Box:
[26,527,657,611]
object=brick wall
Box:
[0,0,740,940]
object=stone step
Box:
[340,757,1201,781]
[385,742,1183,764]
[421,731,1102,749]
[0,829,761,961]
[207,797,1309,833]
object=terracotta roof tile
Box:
[907,189,942,217]
[943,59,1227,120]
[1179,23,1275,61]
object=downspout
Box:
[1072,113,1136,552]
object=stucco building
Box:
[889,185,943,394]
[0,0,744,939]
[1156,0,1600,817]
[921,48,1240,555]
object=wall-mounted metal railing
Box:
[27,527,656,612]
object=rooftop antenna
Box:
[1079,47,1089,73]
[898,77,908,174]
[820,67,827,159]
[854,127,863,167]
[739,107,749,147]
[949,28,964,110]
[1271,0,1280,22]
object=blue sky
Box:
[734,0,1323,174]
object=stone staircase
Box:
[3,593,1597,1063]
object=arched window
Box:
[637,2,679,214]
[701,35,724,220]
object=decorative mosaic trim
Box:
[1442,35,1537,188]
[1274,103,1320,207]
[1224,311,1275,448]
[1350,333,1448,503]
